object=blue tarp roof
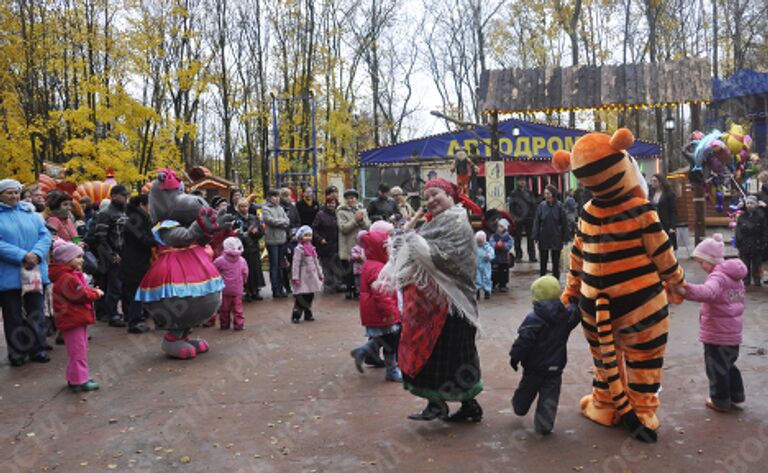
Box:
[359,118,661,166]
[713,69,768,102]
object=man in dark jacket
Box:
[509,276,580,435]
[736,195,768,286]
[119,194,156,333]
[507,177,538,262]
[367,184,398,223]
[86,185,130,327]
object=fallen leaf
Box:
[180,455,191,464]
[107,464,117,470]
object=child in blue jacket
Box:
[475,231,495,300]
[509,275,580,435]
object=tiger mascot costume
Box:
[552,128,685,443]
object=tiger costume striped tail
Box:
[553,129,685,443]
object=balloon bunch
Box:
[723,124,753,184]
[683,125,754,214]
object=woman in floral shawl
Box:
[376,178,483,422]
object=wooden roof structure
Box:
[478,58,712,114]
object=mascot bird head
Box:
[552,128,648,200]
[149,169,210,224]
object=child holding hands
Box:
[678,233,747,412]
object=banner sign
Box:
[485,161,506,209]
[359,118,661,166]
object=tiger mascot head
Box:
[552,128,648,200]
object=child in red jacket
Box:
[50,242,103,392]
[350,230,402,382]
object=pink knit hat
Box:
[370,220,395,234]
[53,241,83,263]
[692,233,725,265]
[475,231,487,244]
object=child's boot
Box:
[384,353,402,382]
[68,379,100,392]
[291,308,302,324]
[350,339,378,373]
[304,309,315,322]
[484,291,491,300]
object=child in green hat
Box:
[509,275,580,434]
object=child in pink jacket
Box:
[678,233,747,412]
[214,237,249,330]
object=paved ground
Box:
[2,257,768,473]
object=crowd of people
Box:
[0,162,757,440]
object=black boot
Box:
[291,308,302,324]
[445,399,483,423]
[304,310,315,321]
[408,400,449,421]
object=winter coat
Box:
[508,188,537,222]
[119,203,156,289]
[475,242,494,291]
[280,199,301,231]
[367,197,397,223]
[649,189,678,233]
[296,199,320,227]
[735,207,767,254]
[261,202,290,246]
[85,202,127,273]
[45,214,78,242]
[351,244,365,275]
[291,243,323,294]
[490,231,513,265]
[49,263,100,332]
[509,300,581,375]
[214,250,249,297]
[532,200,569,250]
[0,202,52,291]
[359,231,400,328]
[684,259,747,346]
[336,203,370,260]
[234,212,263,255]
[312,207,339,258]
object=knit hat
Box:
[357,230,368,243]
[424,178,457,198]
[692,233,725,265]
[0,179,22,194]
[296,225,313,240]
[498,218,510,231]
[343,188,359,198]
[475,232,487,244]
[745,195,758,206]
[223,236,243,253]
[370,220,394,234]
[211,196,226,209]
[53,241,84,264]
[531,275,561,303]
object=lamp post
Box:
[664,114,676,173]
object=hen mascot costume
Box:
[136,169,233,359]
[552,129,685,443]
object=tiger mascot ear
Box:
[552,150,572,173]
[609,128,634,151]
